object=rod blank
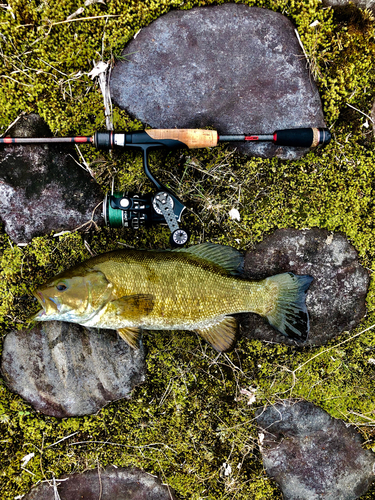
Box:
[0,136,92,144]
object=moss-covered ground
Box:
[1,0,375,498]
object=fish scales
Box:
[91,251,269,329]
[33,244,313,351]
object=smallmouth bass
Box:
[33,243,313,351]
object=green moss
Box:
[1,0,375,498]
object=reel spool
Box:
[103,192,163,229]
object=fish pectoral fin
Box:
[195,316,238,352]
[117,327,141,349]
[110,294,155,320]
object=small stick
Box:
[293,322,375,375]
[48,14,120,27]
[46,431,79,449]
[0,112,25,137]
[346,102,374,123]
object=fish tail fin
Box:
[265,272,313,341]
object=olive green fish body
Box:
[33,244,313,351]
[87,251,273,330]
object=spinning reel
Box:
[96,131,190,247]
[103,189,189,247]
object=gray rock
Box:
[0,114,103,243]
[322,0,375,13]
[256,400,375,500]
[110,4,327,160]
[23,466,176,500]
[1,322,146,417]
[240,228,369,346]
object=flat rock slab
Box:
[24,466,176,500]
[0,114,103,243]
[110,4,327,160]
[240,228,369,346]
[1,322,146,417]
[322,0,375,13]
[256,400,375,500]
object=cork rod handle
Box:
[146,129,218,149]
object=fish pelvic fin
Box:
[265,272,313,341]
[195,316,238,352]
[117,327,141,349]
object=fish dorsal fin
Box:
[174,243,243,275]
[117,327,141,349]
[195,316,238,352]
[110,294,154,320]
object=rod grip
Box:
[146,129,218,149]
[273,128,331,147]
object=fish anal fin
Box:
[117,327,141,349]
[110,294,154,320]
[195,316,238,352]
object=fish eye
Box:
[56,283,67,292]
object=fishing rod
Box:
[0,127,331,246]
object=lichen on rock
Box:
[23,466,177,500]
[256,400,375,500]
[1,322,147,418]
[0,114,104,243]
[241,228,370,346]
[110,4,328,160]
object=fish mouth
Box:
[31,291,46,320]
